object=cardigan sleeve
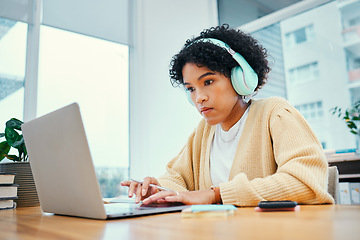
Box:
[157,140,195,192]
[219,99,334,206]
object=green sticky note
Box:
[190,204,236,212]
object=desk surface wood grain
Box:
[1,205,360,240]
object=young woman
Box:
[121,25,334,206]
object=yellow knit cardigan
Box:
[158,97,334,206]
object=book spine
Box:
[0,185,19,198]
[349,182,360,205]
[339,182,351,204]
[0,196,18,200]
[0,203,16,211]
[0,184,19,187]
[0,173,16,185]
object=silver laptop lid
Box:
[22,103,107,219]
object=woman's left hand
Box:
[142,189,215,205]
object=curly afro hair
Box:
[169,24,270,92]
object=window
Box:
[294,28,306,43]
[349,16,360,27]
[285,25,315,48]
[353,58,360,69]
[288,62,319,84]
[38,26,129,197]
[0,18,27,126]
[0,0,131,198]
[295,101,324,122]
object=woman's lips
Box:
[201,107,213,115]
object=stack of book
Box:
[325,148,360,205]
[0,173,18,210]
[339,182,360,205]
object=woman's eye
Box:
[204,80,213,86]
[186,87,195,92]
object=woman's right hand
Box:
[120,177,161,203]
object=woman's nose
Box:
[196,92,208,103]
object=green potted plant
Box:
[0,118,27,162]
[0,118,39,207]
[332,101,360,152]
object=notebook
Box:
[22,103,186,219]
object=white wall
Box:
[129,0,218,179]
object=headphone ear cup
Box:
[231,66,258,96]
[186,90,195,106]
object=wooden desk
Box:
[1,205,360,240]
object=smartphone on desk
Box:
[255,201,299,212]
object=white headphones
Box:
[185,38,258,105]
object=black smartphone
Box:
[258,201,298,209]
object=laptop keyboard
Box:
[104,203,158,215]
[104,202,187,217]
[105,203,138,214]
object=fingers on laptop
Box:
[121,177,161,203]
[120,180,138,198]
[120,180,131,187]
[129,181,141,199]
[141,177,152,196]
[142,191,179,205]
[120,180,147,203]
[135,186,143,203]
[141,177,160,196]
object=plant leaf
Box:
[11,137,24,149]
[330,107,337,115]
[18,148,23,161]
[354,101,360,108]
[350,130,358,135]
[5,154,20,161]
[23,143,27,157]
[5,127,21,147]
[0,141,11,161]
[6,118,23,130]
[0,133,4,138]
[347,122,357,129]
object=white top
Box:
[210,106,250,186]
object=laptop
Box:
[22,103,186,219]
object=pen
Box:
[130,179,175,192]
